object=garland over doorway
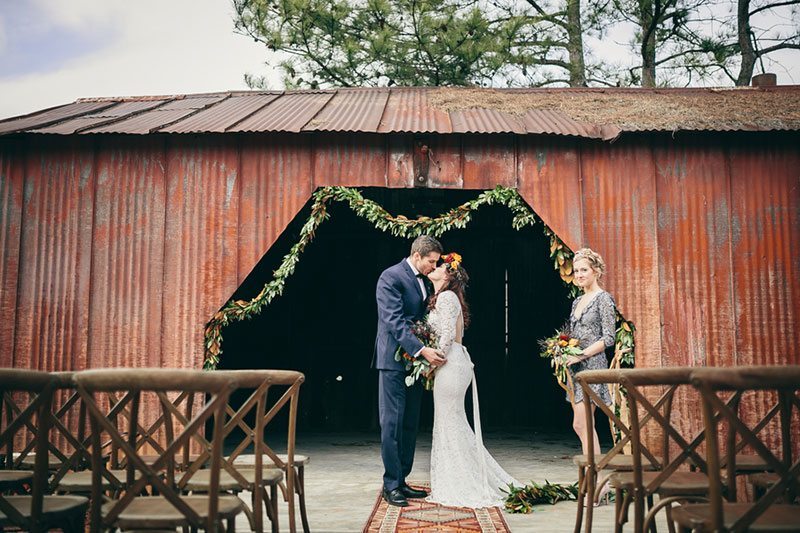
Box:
[203,186,635,396]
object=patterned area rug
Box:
[362,483,511,532]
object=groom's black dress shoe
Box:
[383,488,409,507]
[399,484,428,499]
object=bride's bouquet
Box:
[538,327,582,403]
[394,319,439,390]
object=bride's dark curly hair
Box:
[428,254,471,329]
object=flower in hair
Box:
[442,252,462,272]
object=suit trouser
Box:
[378,369,424,491]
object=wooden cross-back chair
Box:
[608,368,722,533]
[75,368,245,532]
[103,387,198,472]
[181,370,305,533]
[672,366,800,532]
[0,369,89,532]
[573,370,664,533]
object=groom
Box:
[373,235,447,507]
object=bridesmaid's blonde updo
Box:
[573,248,606,280]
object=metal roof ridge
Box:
[151,94,234,134]
[1,101,120,135]
[223,92,286,132]
[0,102,73,125]
[294,91,338,132]
[72,99,175,134]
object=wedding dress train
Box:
[426,290,519,508]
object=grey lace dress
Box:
[567,290,616,404]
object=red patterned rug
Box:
[362,483,511,532]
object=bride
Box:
[425,253,519,508]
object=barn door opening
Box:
[218,188,574,434]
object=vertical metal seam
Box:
[383,134,389,187]
[722,138,738,367]
[649,133,664,369]
[84,137,100,370]
[158,136,169,368]
[309,132,316,190]
[577,140,586,247]
[458,134,464,189]
[10,140,27,368]
[235,134,243,288]
[513,134,519,190]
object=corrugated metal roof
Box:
[0,101,117,134]
[378,88,452,133]
[304,89,389,132]
[2,86,799,138]
[228,91,334,133]
[31,101,168,134]
[161,93,280,133]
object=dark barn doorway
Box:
[218,188,578,435]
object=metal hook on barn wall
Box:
[412,137,440,187]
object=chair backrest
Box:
[74,368,239,532]
[617,368,713,487]
[179,370,305,531]
[0,369,57,531]
[576,369,664,471]
[690,365,800,531]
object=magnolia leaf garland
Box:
[202,186,636,389]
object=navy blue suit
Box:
[373,259,429,491]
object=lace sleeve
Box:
[434,291,461,354]
[598,292,616,348]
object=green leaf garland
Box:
[202,186,636,406]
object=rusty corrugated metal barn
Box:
[0,86,798,435]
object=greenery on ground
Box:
[503,481,579,513]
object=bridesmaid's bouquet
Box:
[394,319,439,390]
[538,327,582,403]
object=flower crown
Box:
[441,252,462,273]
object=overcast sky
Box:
[1,0,798,120]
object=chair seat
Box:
[102,495,244,528]
[748,471,798,488]
[183,467,283,491]
[0,470,33,490]
[609,470,710,495]
[18,452,66,471]
[672,503,800,531]
[0,495,89,524]
[56,469,137,491]
[691,453,771,472]
[573,454,661,471]
[234,453,309,467]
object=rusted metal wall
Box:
[0,131,798,440]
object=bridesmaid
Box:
[565,248,616,459]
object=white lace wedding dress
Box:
[426,290,519,508]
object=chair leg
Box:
[297,465,310,533]
[665,502,676,533]
[646,494,656,533]
[614,487,625,533]
[574,466,586,533]
[270,484,280,533]
[584,468,596,533]
[251,486,263,533]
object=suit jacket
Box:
[372,259,430,371]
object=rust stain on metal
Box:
[229,91,334,133]
[378,88,452,134]
[163,94,280,133]
[237,134,313,283]
[304,88,389,132]
[517,137,584,250]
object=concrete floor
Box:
[236,429,668,533]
